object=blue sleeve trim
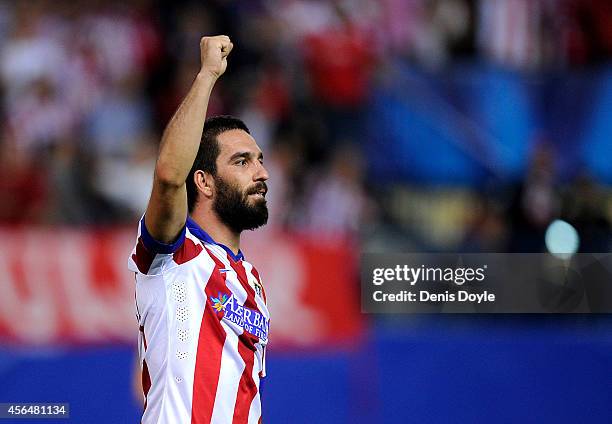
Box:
[139,216,186,254]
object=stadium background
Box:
[1,0,611,422]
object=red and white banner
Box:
[0,227,363,349]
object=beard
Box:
[213,175,269,233]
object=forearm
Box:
[144,35,232,243]
[154,71,217,187]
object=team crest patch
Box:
[251,280,263,297]
[209,292,269,341]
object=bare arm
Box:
[145,36,233,243]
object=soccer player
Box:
[128,36,271,423]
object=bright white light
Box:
[545,219,580,259]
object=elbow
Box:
[154,164,185,189]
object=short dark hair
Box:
[186,115,250,213]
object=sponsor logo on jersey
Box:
[210,292,269,341]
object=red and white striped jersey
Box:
[128,216,270,424]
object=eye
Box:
[235,159,247,166]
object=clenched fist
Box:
[200,35,233,80]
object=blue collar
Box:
[186,217,244,262]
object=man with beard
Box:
[128,36,271,423]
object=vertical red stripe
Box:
[191,248,229,424]
[142,359,151,398]
[232,339,257,424]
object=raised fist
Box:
[200,35,233,79]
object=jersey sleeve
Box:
[128,215,187,275]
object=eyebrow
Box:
[228,151,264,162]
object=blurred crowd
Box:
[0,0,610,252]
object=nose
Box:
[253,161,269,182]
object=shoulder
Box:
[128,217,208,275]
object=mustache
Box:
[245,182,268,196]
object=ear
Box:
[194,170,214,199]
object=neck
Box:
[190,208,241,255]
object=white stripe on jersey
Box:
[169,250,216,422]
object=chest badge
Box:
[251,280,263,297]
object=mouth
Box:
[247,185,267,199]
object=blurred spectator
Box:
[0,3,65,101]
[6,77,75,153]
[85,75,151,156]
[563,0,612,65]
[0,139,47,223]
[46,140,91,224]
[257,139,299,231]
[478,0,536,69]
[295,144,369,236]
[562,173,611,252]
[477,0,561,69]
[300,3,377,144]
[462,194,508,252]
[302,4,375,108]
[46,139,130,225]
[93,136,156,220]
[508,142,560,251]
[237,59,292,152]
[412,0,474,68]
